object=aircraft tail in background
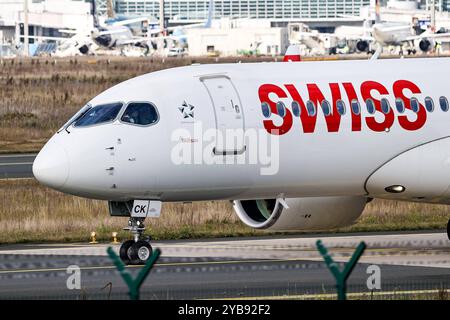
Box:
[283,44,302,62]
[204,0,214,28]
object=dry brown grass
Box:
[0,179,247,243]
[0,56,274,153]
[0,179,447,244]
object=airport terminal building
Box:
[113,0,372,21]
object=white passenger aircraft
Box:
[33,55,450,265]
[338,0,450,54]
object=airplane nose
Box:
[33,141,69,189]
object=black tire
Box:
[447,219,450,241]
[129,240,153,265]
[119,240,135,265]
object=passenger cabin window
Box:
[261,102,271,118]
[439,96,449,112]
[351,99,360,115]
[321,100,331,116]
[366,99,375,114]
[410,98,420,113]
[276,101,286,117]
[291,101,301,117]
[121,103,159,125]
[395,98,405,113]
[336,99,346,115]
[424,97,434,112]
[306,101,316,116]
[381,98,391,114]
[74,102,123,127]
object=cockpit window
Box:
[74,102,123,127]
[57,104,92,133]
[121,103,159,126]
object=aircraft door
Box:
[200,75,246,155]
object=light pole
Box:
[431,0,436,33]
[23,0,29,56]
[159,0,165,35]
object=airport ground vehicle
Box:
[167,47,187,57]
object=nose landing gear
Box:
[108,200,162,265]
[119,217,153,265]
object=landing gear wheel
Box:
[129,240,153,265]
[119,240,135,265]
[447,219,450,241]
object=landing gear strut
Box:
[119,217,153,265]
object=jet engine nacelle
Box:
[418,38,435,52]
[233,196,368,231]
[356,40,369,52]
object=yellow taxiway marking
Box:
[0,258,309,275]
[219,289,447,300]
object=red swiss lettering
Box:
[342,82,362,132]
[361,81,395,132]
[258,84,292,135]
[393,80,427,131]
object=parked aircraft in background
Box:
[24,0,150,56]
[338,0,450,54]
[26,0,213,56]
[90,0,213,52]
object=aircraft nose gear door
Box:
[201,75,246,155]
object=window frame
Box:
[291,101,301,117]
[306,100,316,116]
[395,98,405,114]
[336,99,346,115]
[261,102,271,118]
[119,101,160,127]
[73,101,124,128]
[276,101,286,117]
[350,99,361,115]
[439,96,449,112]
[321,100,332,116]
[365,98,376,115]
[380,98,391,114]
[424,96,434,112]
[58,103,92,133]
[410,97,420,113]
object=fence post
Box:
[316,240,366,300]
[107,247,161,300]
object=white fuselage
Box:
[372,23,413,45]
[33,58,450,205]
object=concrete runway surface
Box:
[0,231,448,299]
[0,154,36,179]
